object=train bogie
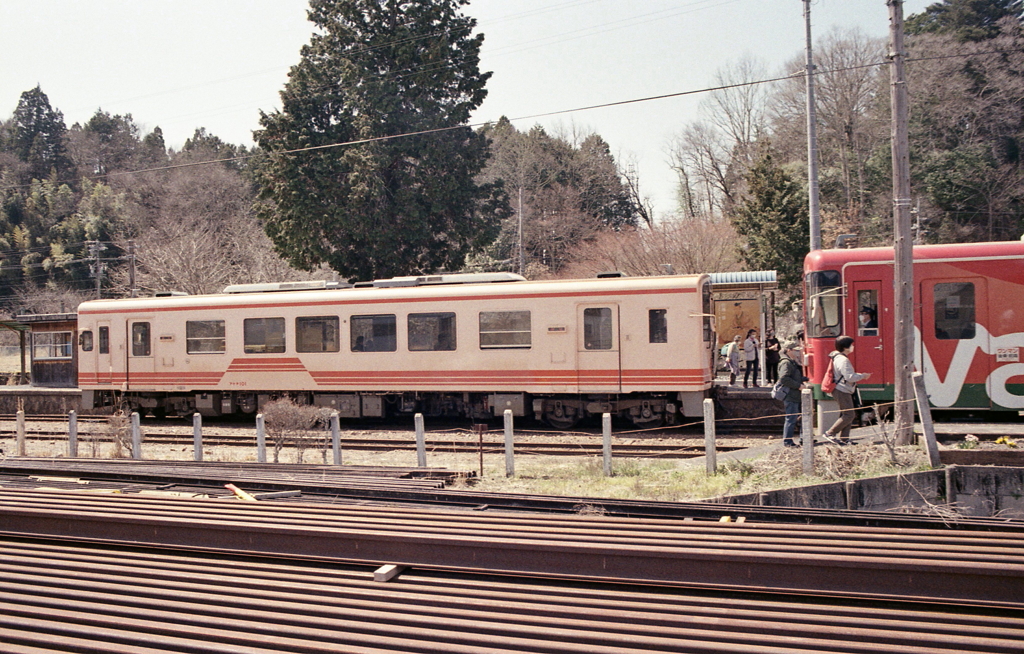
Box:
[77,273,716,427]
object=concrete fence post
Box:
[193,413,203,462]
[15,410,25,456]
[503,409,514,477]
[602,413,612,476]
[331,412,342,465]
[415,413,426,467]
[131,412,141,460]
[68,410,78,458]
[256,414,266,463]
[703,398,716,475]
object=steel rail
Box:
[1,489,1022,607]
[2,536,1023,653]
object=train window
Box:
[351,315,397,352]
[296,316,340,353]
[479,311,531,349]
[80,331,94,352]
[131,323,151,357]
[244,317,286,354]
[856,290,878,336]
[33,332,73,360]
[186,320,226,354]
[648,309,667,344]
[409,312,456,351]
[934,282,976,340]
[702,283,713,343]
[584,308,613,350]
[99,326,109,354]
[806,271,842,338]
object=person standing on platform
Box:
[777,340,807,447]
[742,328,760,387]
[822,335,871,445]
[764,329,780,384]
[726,335,742,385]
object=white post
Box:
[15,409,25,456]
[193,413,203,462]
[801,389,814,476]
[68,410,78,458]
[331,411,342,465]
[131,412,141,460]
[256,413,266,463]
[703,398,716,475]
[503,409,514,477]
[602,413,612,476]
[415,413,426,467]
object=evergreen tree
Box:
[254,0,502,281]
[907,0,1023,41]
[731,150,809,291]
[9,86,72,183]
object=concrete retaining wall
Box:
[710,466,1024,518]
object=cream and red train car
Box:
[804,240,1024,413]
[76,272,715,427]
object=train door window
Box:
[243,317,286,354]
[351,314,397,352]
[296,316,340,353]
[33,332,73,360]
[584,308,613,350]
[99,326,109,354]
[934,282,976,340]
[79,331,94,352]
[409,312,456,351]
[806,270,842,337]
[648,309,667,344]
[856,289,878,336]
[479,311,531,349]
[186,320,226,353]
[131,323,151,357]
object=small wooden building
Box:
[15,312,78,388]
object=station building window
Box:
[479,311,531,349]
[33,332,73,360]
[648,309,668,343]
[409,312,456,351]
[244,317,286,354]
[296,316,339,353]
[186,320,226,353]
[351,314,397,352]
[934,282,976,340]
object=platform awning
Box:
[708,270,778,292]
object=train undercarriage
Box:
[84,389,704,429]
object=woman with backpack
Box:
[822,335,871,445]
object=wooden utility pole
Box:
[804,0,822,251]
[889,0,915,445]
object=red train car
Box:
[804,240,1024,414]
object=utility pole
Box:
[88,241,104,299]
[128,240,137,298]
[517,187,525,276]
[889,0,915,445]
[804,0,822,251]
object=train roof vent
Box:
[371,272,526,288]
[596,271,627,278]
[221,280,350,294]
[154,291,189,297]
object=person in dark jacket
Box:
[777,340,807,447]
[764,329,780,384]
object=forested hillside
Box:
[0,0,1020,315]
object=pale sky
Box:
[0,0,930,218]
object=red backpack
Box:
[821,355,837,395]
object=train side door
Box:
[95,322,113,384]
[850,281,885,386]
[920,278,990,408]
[127,320,155,387]
[577,305,621,392]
